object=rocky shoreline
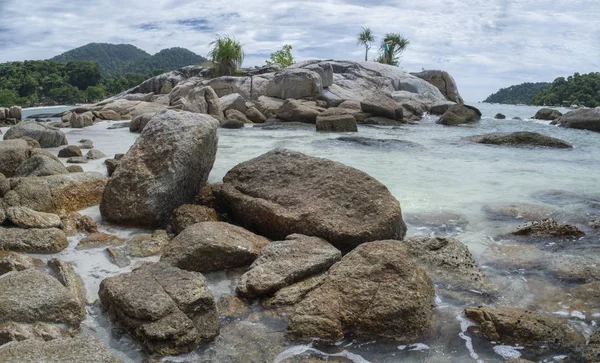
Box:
[0,60,599,362]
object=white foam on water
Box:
[493,345,523,359]
[408,343,430,351]
[571,310,586,320]
[457,314,484,363]
[273,344,371,363]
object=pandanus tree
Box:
[377,32,410,66]
[208,35,244,76]
[357,27,376,62]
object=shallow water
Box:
[1,103,598,362]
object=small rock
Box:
[437,104,482,125]
[0,251,44,276]
[86,149,106,160]
[533,108,563,121]
[67,165,84,173]
[171,204,218,235]
[79,139,94,149]
[60,212,98,236]
[77,232,125,249]
[511,219,585,239]
[125,230,170,257]
[105,247,130,268]
[67,157,88,164]
[482,202,556,221]
[245,106,266,123]
[58,146,82,158]
[47,258,86,311]
[217,295,251,320]
[494,113,506,119]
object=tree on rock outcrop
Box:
[208,35,244,76]
[377,32,410,66]
[265,44,294,68]
[357,27,376,62]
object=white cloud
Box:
[0,0,599,101]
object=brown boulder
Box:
[171,204,218,235]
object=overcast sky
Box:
[1,0,599,101]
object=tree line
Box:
[0,60,162,107]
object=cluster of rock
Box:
[0,106,22,126]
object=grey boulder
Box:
[3,121,68,148]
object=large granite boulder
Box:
[219,93,247,113]
[0,227,68,253]
[0,139,31,177]
[265,68,323,99]
[360,93,404,121]
[437,104,482,125]
[216,148,406,252]
[161,222,270,272]
[8,105,22,121]
[14,154,69,177]
[410,70,464,104]
[9,172,107,215]
[98,263,220,355]
[464,307,585,353]
[100,110,219,228]
[204,74,271,100]
[0,269,84,327]
[464,132,573,148]
[169,80,223,121]
[287,240,435,343]
[533,108,562,120]
[3,121,67,147]
[0,334,123,363]
[236,234,341,299]
[554,108,600,132]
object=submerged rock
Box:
[404,210,468,235]
[482,202,556,221]
[77,232,125,249]
[216,148,406,252]
[236,234,341,299]
[287,240,435,343]
[0,334,123,363]
[464,306,585,354]
[0,227,68,253]
[533,108,562,121]
[437,104,481,125]
[465,131,573,148]
[327,136,424,150]
[98,262,219,355]
[161,222,270,272]
[100,110,219,228]
[125,230,170,257]
[510,219,584,239]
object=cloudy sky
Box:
[1,0,599,101]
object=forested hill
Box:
[50,43,207,76]
[532,72,600,108]
[483,82,550,105]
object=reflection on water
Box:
[1,103,598,362]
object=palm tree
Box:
[357,27,375,62]
[208,35,244,76]
[377,33,410,66]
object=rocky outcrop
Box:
[554,108,600,132]
[236,234,341,299]
[14,155,69,177]
[315,114,358,132]
[162,222,270,272]
[533,108,563,120]
[0,106,22,125]
[464,307,585,353]
[169,80,223,121]
[287,240,435,343]
[100,110,218,227]
[0,269,84,327]
[0,227,68,253]
[216,148,406,252]
[464,132,573,148]
[410,70,464,104]
[171,204,218,235]
[9,172,107,215]
[98,263,219,355]
[437,104,482,125]
[3,121,68,147]
[0,334,123,363]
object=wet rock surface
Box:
[510,219,585,239]
[482,202,557,221]
[464,131,573,148]
[98,262,220,355]
[217,148,407,252]
[287,240,435,344]
[161,221,270,272]
[236,234,341,299]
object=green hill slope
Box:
[120,47,207,74]
[484,82,550,105]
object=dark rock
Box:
[236,234,341,299]
[58,146,82,158]
[494,113,506,119]
[98,262,219,355]
[106,122,130,130]
[171,204,218,235]
[511,219,585,239]
[328,136,424,150]
[162,222,269,272]
[554,108,600,132]
[465,132,573,148]
[437,104,481,125]
[216,148,406,252]
[287,240,435,343]
[533,108,563,120]
[100,110,219,228]
[245,106,266,123]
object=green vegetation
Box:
[51,43,207,76]
[376,33,410,66]
[0,59,157,107]
[208,35,244,76]
[483,82,550,105]
[265,44,294,68]
[532,72,600,107]
[357,27,376,62]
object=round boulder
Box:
[437,104,482,125]
[3,121,68,148]
[14,155,69,177]
[533,108,563,120]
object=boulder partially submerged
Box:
[464,131,573,148]
[216,148,407,252]
[437,104,482,126]
[554,107,600,132]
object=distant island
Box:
[485,72,600,107]
[0,43,207,107]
